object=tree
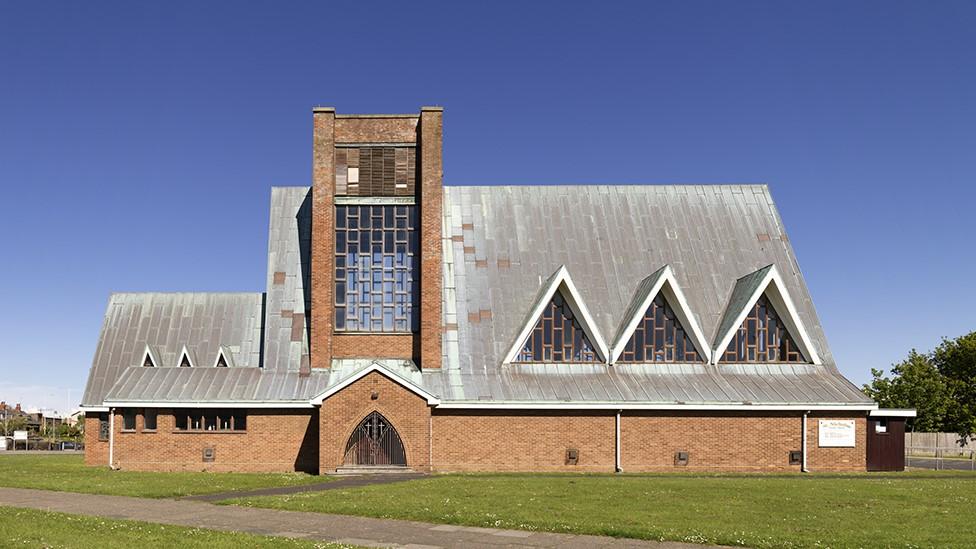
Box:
[863,350,950,432]
[932,332,976,439]
[0,416,27,436]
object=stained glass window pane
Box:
[516,292,598,363]
[335,204,418,333]
[721,294,805,363]
[619,294,704,363]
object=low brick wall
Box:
[85,404,866,473]
[431,410,616,472]
[83,415,108,466]
[93,408,318,473]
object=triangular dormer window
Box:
[505,266,609,364]
[619,294,704,362]
[721,294,804,362]
[178,346,194,368]
[140,345,158,368]
[713,265,820,364]
[610,265,709,364]
[517,291,599,362]
[216,354,228,368]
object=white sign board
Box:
[12,431,28,442]
[818,419,856,447]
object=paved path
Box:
[185,473,428,502]
[0,487,720,549]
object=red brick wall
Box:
[108,408,318,473]
[431,410,616,472]
[310,109,442,370]
[418,108,443,369]
[310,107,336,369]
[620,411,865,472]
[332,334,415,359]
[335,116,418,143]
[429,410,866,473]
[86,405,866,473]
[621,412,803,472]
[807,413,867,471]
[319,372,432,473]
[83,415,108,467]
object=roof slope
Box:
[436,184,870,406]
[262,187,312,372]
[81,292,263,407]
[104,367,328,405]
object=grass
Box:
[226,471,976,548]
[0,454,327,498]
[0,506,361,549]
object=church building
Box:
[80,107,910,473]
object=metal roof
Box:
[80,292,263,406]
[103,367,328,405]
[81,184,871,408]
[262,187,312,372]
[434,184,870,406]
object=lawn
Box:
[0,506,361,549]
[0,454,326,498]
[226,471,976,548]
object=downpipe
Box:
[615,410,622,473]
[801,411,809,473]
[108,407,116,470]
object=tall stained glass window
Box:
[618,294,703,362]
[516,292,598,363]
[722,294,805,362]
[334,205,418,332]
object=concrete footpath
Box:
[0,487,718,549]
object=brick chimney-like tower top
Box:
[310,107,443,370]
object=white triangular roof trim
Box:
[177,345,195,368]
[138,344,160,368]
[309,362,441,405]
[610,265,710,364]
[713,265,822,365]
[503,265,610,364]
[212,346,235,368]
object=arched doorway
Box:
[343,411,407,466]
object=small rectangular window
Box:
[175,412,188,430]
[875,419,888,434]
[232,411,247,431]
[122,409,136,431]
[143,409,157,431]
[173,409,245,432]
[98,413,110,440]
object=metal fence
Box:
[905,432,976,470]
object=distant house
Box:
[0,402,31,432]
[80,106,910,474]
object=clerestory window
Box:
[516,292,598,363]
[721,294,804,362]
[334,204,418,332]
[618,293,704,362]
[174,409,246,432]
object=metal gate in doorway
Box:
[343,411,406,466]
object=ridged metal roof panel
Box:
[433,184,871,406]
[81,292,263,406]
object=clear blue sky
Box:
[1,1,973,411]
